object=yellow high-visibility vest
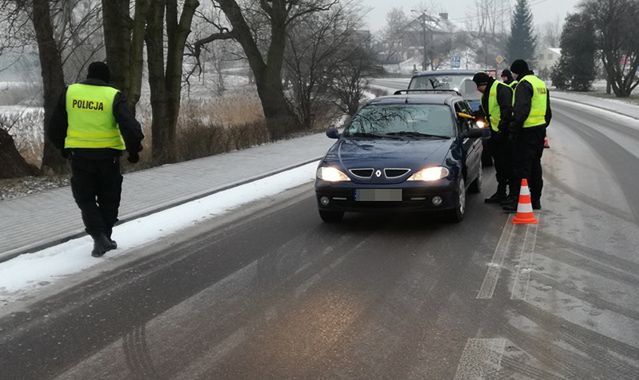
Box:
[65,83,125,150]
[513,75,548,128]
[508,80,518,88]
[483,81,511,133]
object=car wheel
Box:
[444,177,466,223]
[319,210,344,223]
[469,164,482,194]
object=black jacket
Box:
[46,78,144,159]
[511,72,552,132]
[480,78,513,134]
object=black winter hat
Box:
[510,59,529,75]
[501,69,514,80]
[472,72,491,86]
[87,61,110,83]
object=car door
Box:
[454,101,482,186]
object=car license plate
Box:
[355,189,402,202]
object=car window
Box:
[344,104,455,138]
[454,102,471,133]
[458,79,482,100]
[409,74,471,91]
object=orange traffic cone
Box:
[513,179,538,225]
[544,136,550,149]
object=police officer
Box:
[502,59,552,211]
[472,72,514,203]
[47,62,144,257]
[500,69,517,88]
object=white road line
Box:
[453,338,506,380]
[477,215,515,299]
[511,218,540,300]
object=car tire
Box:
[469,165,482,194]
[319,210,344,223]
[444,177,466,223]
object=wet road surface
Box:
[1,95,639,379]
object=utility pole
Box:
[421,14,428,71]
[411,10,429,71]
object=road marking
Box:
[453,338,506,380]
[477,215,515,299]
[511,219,540,300]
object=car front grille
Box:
[349,168,374,178]
[384,168,411,178]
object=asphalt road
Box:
[2,91,639,379]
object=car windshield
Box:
[409,74,482,101]
[343,104,455,138]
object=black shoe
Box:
[485,192,507,204]
[532,201,541,210]
[502,200,517,212]
[108,238,117,249]
[91,233,115,257]
[500,196,517,206]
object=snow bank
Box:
[0,161,319,304]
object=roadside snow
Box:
[0,161,318,304]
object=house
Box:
[536,47,561,71]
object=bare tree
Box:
[583,0,639,97]
[145,0,200,164]
[1,0,109,175]
[538,17,561,48]
[284,3,365,128]
[379,8,409,65]
[31,0,67,174]
[102,0,149,113]
[193,0,339,140]
[466,0,509,67]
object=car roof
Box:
[411,69,477,78]
[366,94,464,107]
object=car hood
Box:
[326,137,452,171]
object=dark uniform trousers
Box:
[512,126,546,202]
[488,132,513,189]
[70,156,123,238]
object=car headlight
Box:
[476,120,487,129]
[317,166,351,182]
[407,167,450,181]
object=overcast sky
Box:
[360,0,583,32]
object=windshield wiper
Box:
[385,131,450,139]
[348,132,404,140]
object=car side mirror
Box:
[326,127,340,139]
[461,128,490,139]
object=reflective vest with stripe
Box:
[513,75,548,128]
[482,81,510,133]
[508,80,518,89]
[65,83,125,150]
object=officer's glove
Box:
[127,152,140,163]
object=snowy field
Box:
[0,161,318,312]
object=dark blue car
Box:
[315,93,487,223]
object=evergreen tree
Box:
[506,0,537,66]
[552,13,596,91]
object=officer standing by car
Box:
[500,69,517,88]
[502,59,552,211]
[472,72,514,204]
[46,62,144,257]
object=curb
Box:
[552,93,639,120]
[0,157,322,264]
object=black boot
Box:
[485,184,507,203]
[106,230,117,249]
[91,233,115,257]
[532,199,541,210]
